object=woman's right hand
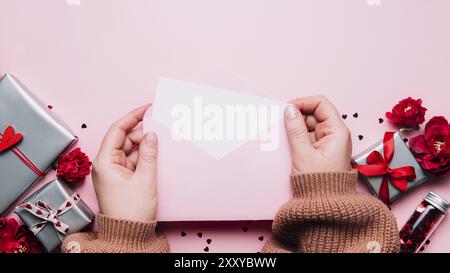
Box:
[284,96,353,174]
[92,104,159,222]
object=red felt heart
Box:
[0,126,23,153]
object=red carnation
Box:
[57,148,91,183]
[386,97,427,129]
[0,218,43,253]
[410,116,450,176]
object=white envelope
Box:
[144,77,292,221]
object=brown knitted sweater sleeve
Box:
[262,171,400,253]
[61,214,169,253]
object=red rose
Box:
[410,116,450,176]
[0,218,43,253]
[386,97,427,128]
[57,148,91,183]
[14,226,43,253]
[0,218,19,251]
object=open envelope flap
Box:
[144,77,292,221]
[152,77,289,159]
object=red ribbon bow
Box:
[354,132,416,205]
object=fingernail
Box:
[285,105,299,120]
[145,132,157,144]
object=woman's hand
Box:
[92,104,158,222]
[284,96,352,174]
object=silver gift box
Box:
[15,179,94,252]
[352,132,430,203]
[0,74,77,215]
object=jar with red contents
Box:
[399,192,449,253]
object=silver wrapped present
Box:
[352,132,430,204]
[15,179,94,252]
[0,74,77,215]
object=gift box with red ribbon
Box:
[14,179,94,252]
[353,132,431,205]
[0,74,77,216]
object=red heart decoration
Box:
[55,222,61,227]
[0,126,23,153]
[65,201,72,207]
[36,210,43,215]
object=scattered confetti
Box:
[403,138,409,143]
[243,227,249,232]
[358,135,364,141]
[197,232,203,238]
[353,113,359,118]
[81,123,87,129]
[181,231,186,237]
[258,236,264,241]
[378,118,384,124]
[207,239,212,244]
[342,114,348,120]
[48,105,53,109]
[203,246,209,252]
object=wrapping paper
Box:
[0,74,77,215]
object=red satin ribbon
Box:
[354,132,416,205]
[0,126,45,177]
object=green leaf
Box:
[400,125,420,132]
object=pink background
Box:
[1,0,450,252]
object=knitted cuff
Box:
[97,214,158,250]
[291,170,358,198]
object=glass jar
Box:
[399,192,449,253]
